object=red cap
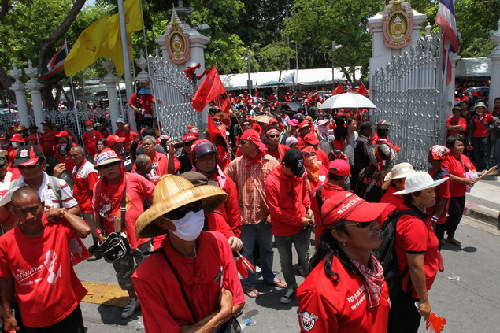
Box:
[106,135,125,146]
[84,120,94,126]
[240,129,267,152]
[304,132,319,146]
[182,133,198,143]
[301,146,316,154]
[265,127,280,135]
[269,118,278,125]
[10,133,25,142]
[13,145,44,167]
[298,121,310,129]
[55,131,71,138]
[321,192,389,229]
[328,159,351,176]
[429,145,450,160]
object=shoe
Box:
[280,288,295,304]
[86,246,102,261]
[121,298,139,319]
[86,254,102,261]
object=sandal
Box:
[267,278,287,288]
[244,288,259,298]
[446,238,462,247]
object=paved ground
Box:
[76,215,500,332]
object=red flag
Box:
[332,83,344,95]
[207,115,221,142]
[356,82,369,96]
[220,97,231,113]
[192,67,226,112]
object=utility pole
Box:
[331,41,342,90]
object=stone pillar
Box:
[367,1,426,88]
[102,59,120,134]
[488,19,500,111]
[9,62,30,127]
[24,60,44,129]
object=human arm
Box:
[53,163,66,178]
[223,177,242,237]
[167,143,178,175]
[0,278,18,332]
[264,176,309,227]
[45,207,91,238]
[406,253,431,317]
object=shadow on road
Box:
[97,304,141,326]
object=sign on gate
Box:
[371,34,448,170]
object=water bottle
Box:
[240,317,257,329]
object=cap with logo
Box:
[282,149,305,177]
[328,159,351,177]
[13,145,45,167]
[106,135,125,147]
[240,129,267,152]
[95,150,122,167]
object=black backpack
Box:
[373,209,425,299]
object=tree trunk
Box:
[41,85,57,110]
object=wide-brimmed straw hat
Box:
[135,174,227,238]
[393,171,447,195]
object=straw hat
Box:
[135,174,227,238]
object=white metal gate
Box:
[371,35,447,170]
[148,55,200,140]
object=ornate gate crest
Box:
[166,9,190,65]
[383,0,413,49]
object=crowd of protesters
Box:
[0,87,497,333]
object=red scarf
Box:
[352,255,385,308]
[244,151,265,168]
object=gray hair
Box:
[142,135,156,144]
[70,145,85,154]
[135,154,151,167]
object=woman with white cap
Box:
[380,162,415,209]
[388,172,446,333]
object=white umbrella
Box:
[319,92,377,109]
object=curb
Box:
[465,202,500,229]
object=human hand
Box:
[418,299,431,317]
[228,236,243,251]
[53,163,66,178]
[302,217,312,226]
[97,234,106,244]
[168,142,177,155]
[463,177,476,185]
[3,315,19,332]
[44,206,66,221]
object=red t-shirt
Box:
[471,112,493,138]
[0,221,87,327]
[297,256,390,333]
[442,154,475,197]
[445,116,467,137]
[380,186,404,209]
[266,144,290,162]
[40,130,58,156]
[131,151,173,185]
[82,130,102,156]
[129,93,155,116]
[54,143,77,171]
[427,168,451,224]
[72,160,98,213]
[394,206,440,297]
[132,231,245,333]
[93,172,155,249]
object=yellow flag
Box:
[125,0,143,32]
[100,14,134,76]
[64,14,110,76]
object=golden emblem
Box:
[383,0,413,49]
[166,9,190,65]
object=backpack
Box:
[47,175,63,206]
[373,209,425,299]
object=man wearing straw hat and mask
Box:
[132,174,245,332]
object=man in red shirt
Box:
[469,101,493,171]
[115,118,126,137]
[54,131,77,173]
[82,120,102,160]
[105,134,125,156]
[131,135,177,184]
[70,146,100,259]
[265,149,312,304]
[0,187,90,332]
[445,105,467,137]
[128,82,155,129]
[265,127,289,161]
[93,150,154,319]
[121,124,139,155]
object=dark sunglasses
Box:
[99,161,120,170]
[345,221,373,229]
[18,164,39,169]
[267,134,280,138]
[163,201,202,221]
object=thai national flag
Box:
[436,0,460,86]
[39,42,68,80]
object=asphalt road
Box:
[75,216,500,332]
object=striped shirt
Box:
[225,154,279,225]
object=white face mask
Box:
[12,142,18,148]
[86,128,94,132]
[171,209,205,241]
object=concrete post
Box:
[24,60,44,129]
[9,62,30,127]
[488,19,500,111]
[102,59,120,134]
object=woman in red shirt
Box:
[442,135,476,246]
[297,192,390,332]
[469,102,493,171]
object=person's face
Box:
[363,127,373,137]
[141,139,155,155]
[0,164,7,178]
[476,106,486,115]
[393,178,406,191]
[13,195,44,231]
[290,142,299,149]
[334,219,382,252]
[194,153,217,174]
[242,123,251,131]
[302,152,317,167]
[99,161,123,181]
[183,141,194,154]
[117,122,124,130]
[452,109,461,117]
[112,142,123,155]
[494,99,500,110]
[348,121,357,132]
[123,125,130,134]
[137,160,152,175]
[451,140,464,155]
[239,140,258,157]
[58,137,68,144]
[298,127,309,137]
[97,141,105,152]
[413,187,436,209]
[281,164,295,177]
[69,150,84,166]
[266,131,280,145]
[18,162,44,180]
[86,125,94,131]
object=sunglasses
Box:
[18,164,39,169]
[267,134,280,138]
[163,201,202,220]
[345,220,374,229]
[99,161,120,170]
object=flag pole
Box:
[65,38,83,137]
[117,0,135,131]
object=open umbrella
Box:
[319,92,377,109]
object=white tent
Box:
[220,67,362,91]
